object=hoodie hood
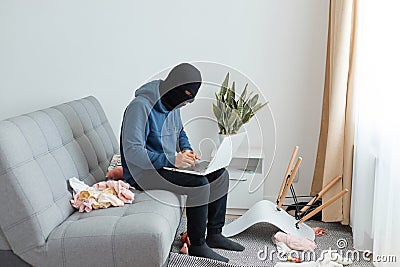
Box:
[134,80,168,113]
[159,63,202,111]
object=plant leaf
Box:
[217,122,226,135]
[219,72,229,100]
[227,111,237,129]
[240,83,248,101]
[212,103,221,119]
[214,73,269,134]
[242,101,251,117]
[227,81,235,107]
[252,102,268,113]
[249,94,259,108]
[242,111,252,124]
[231,82,238,109]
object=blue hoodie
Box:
[120,80,192,186]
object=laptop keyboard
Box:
[187,161,210,172]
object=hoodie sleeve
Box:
[178,128,192,151]
[176,109,192,151]
[121,101,175,170]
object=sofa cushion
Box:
[0,96,118,259]
[29,190,182,267]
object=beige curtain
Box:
[311,0,358,225]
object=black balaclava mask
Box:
[159,63,202,111]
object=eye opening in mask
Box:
[184,90,193,97]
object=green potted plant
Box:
[212,73,268,138]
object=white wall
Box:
[0,0,329,199]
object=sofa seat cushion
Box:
[32,190,182,267]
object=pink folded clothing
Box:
[69,177,134,213]
[94,180,134,204]
[71,193,97,213]
[274,231,316,251]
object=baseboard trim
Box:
[226,208,248,216]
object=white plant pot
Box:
[218,133,232,144]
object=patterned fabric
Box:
[108,154,122,172]
[69,178,134,212]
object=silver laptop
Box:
[164,132,245,175]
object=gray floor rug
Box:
[167,217,373,267]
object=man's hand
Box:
[175,152,196,168]
[182,150,201,161]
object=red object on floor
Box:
[180,243,188,254]
[180,232,191,254]
[313,227,327,236]
[287,255,302,263]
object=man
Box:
[120,63,244,262]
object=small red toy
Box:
[287,255,302,263]
[180,232,191,254]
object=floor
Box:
[168,214,373,267]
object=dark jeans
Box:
[133,168,229,246]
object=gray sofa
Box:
[0,96,183,267]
